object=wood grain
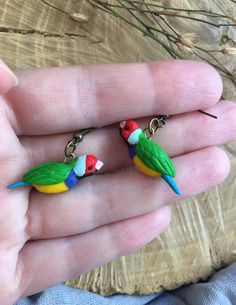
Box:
[1,0,235,295]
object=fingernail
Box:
[0,59,18,87]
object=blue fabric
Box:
[16,262,236,305]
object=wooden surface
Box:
[1,0,236,295]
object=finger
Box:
[20,101,236,172]
[0,109,28,248]
[0,59,18,94]
[26,146,230,240]
[8,60,222,135]
[0,109,21,163]
[20,206,171,297]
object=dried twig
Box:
[40,0,236,89]
[88,0,236,88]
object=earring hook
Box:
[145,115,169,138]
[64,128,94,163]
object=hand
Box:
[0,60,235,304]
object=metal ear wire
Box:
[144,109,217,139]
[64,128,94,163]
[144,115,169,138]
[198,110,217,119]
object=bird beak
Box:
[120,121,126,128]
[95,160,104,171]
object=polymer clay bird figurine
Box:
[120,120,181,195]
[7,155,104,193]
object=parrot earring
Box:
[7,128,104,194]
[120,116,181,195]
[120,110,218,195]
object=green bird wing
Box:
[23,159,77,185]
[135,133,176,177]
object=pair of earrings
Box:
[7,116,181,195]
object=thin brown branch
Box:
[84,0,236,88]
[158,15,180,38]
[126,1,234,19]
[116,0,181,58]
[193,50,236,86]
[98,2,235,27]
[141,2,176,49]
[196,46,234,77]
[89,0,182,58]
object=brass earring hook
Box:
[64,128,94,163]
[145,115,169,138]
[198,110,217,119]
[144,110,217,139]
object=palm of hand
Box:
[0,60,235,304]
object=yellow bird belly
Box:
[133,155,161,178]
[33,182,69,193]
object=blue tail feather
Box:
[7,181,31,189]
[161,174,181,195]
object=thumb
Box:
[0,59,18,94]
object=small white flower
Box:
[180,33,199,48]
[222,47,236,56]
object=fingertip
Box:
[119,206,172,255]
[179,60,223,109]
[136,206,172,249]
[0,59,18,94]
[138,206,172,244]
[195,61,223,108]
[209,146,231,184]
[175,146,231,197]
[149,60,223,114]
[153,205,172,231]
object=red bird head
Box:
[85,155,104,175]
[74,155,104,177]
[120,120,142,145]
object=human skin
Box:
[0,59,235,304]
